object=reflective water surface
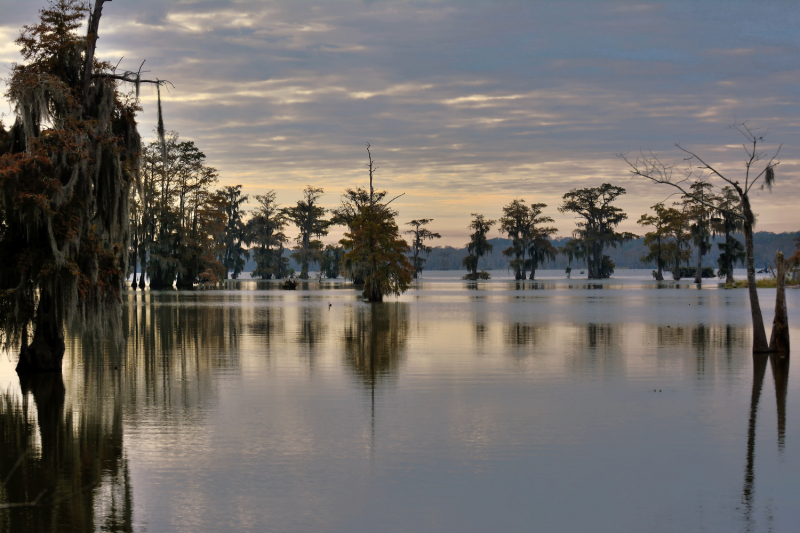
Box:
[2,272,799,532]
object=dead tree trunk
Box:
[742,200,769,353]
[769,251,790,354]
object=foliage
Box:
[714,186,746,283]
[284,186,329,279]
[219,185,250,279]
[620,123,783,353]
[341,205,413,301]
[638,202,693,281]
[405,219,441,279]
[462,270,491,280]
[320,244,345,279]
[247,190,290,279]
[681,181,717,283]
[0,0,146,370]
[463,214,496,276]
[139,134,224,289]
[558,184,636,279]
[339,144,413,301]
[637,203,671,281]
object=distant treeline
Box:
[242,231,799,274]
[401,232,800,272]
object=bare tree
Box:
[619,123,782,353]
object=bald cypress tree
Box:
[0,0,165,371]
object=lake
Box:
[1,270,798,532]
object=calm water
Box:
[1,270,798,532]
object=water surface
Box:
[1,271,798,532]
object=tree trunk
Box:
[131,247,138,290]
[694,246,703,284]
[725,231,735,284]
[655,238,664,281]
[529,268,536,280]
[672,255,681,280]
[742,207,769,353]
[176,270,195,290]
[769,251,789,354]
[138,250,147,289]
[16,292,65,373]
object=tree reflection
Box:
[504,322,547,346]
[298,304,326,347]
[343,303,409,391]
[769,353,789,453]
[0,373,131,533]
[741,352,790,530]
[586,322,618,350]
[741,354,768,530]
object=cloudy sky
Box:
[2,0,799,245]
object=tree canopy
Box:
[559,184,636,279]
[0,0,158,371]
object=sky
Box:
[2,0,799,246]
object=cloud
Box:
[2,0,799,243]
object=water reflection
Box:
[505,322,548,346]
[0,283,796,532]
[0,373,131,533]
[741,352,791,531]
[343,303,409,390]
[118,292,242,417]
[248,306,286,346]
[298,303,327,347]
[770,353,789,452]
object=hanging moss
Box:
[0,1,150,371]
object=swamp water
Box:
[1,270,799,532]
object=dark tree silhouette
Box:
[285,186,329,279]
[405,219,441,279]
[462,214,496,279]
[558,184,636,279]
[620,123,784,353]
[340,145,412,301]
[0,0,167,371]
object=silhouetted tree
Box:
[405,219,441,279]
[0,0,166,371]
[714,186,745,284]
[320,244,345,279]
[340,145,413,301]
[621,123,782,353]
[285,186,329,279]
[525,204,558,280]
[219,185,250,279]
[462,214,496,279]
[681,181,717,284]
[638,203,670,281]
[499,200,529,279]
[247,191,290,279]
[558,184,636,279]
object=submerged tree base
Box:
[16,338,65,373]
